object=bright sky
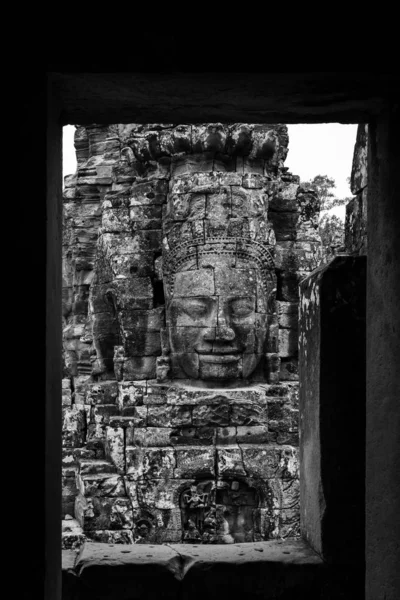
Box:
[63,123,357,221]
[63,125,77,179]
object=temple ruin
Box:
[25,61,397,600]
[61,123,326,548]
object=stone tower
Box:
[61,123,322,547]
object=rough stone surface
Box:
[62,518,86,550]
[365,113,400,600]
[299,256,366,564]
[61,122,323,546]
[345,189,367,255]
[63,539,325,599]
[345,123,368,256]
[350,124,368,195]
[73,541,182,599]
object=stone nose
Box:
[215,325,235,341]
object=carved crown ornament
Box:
[162,236,276,300]
[114,123,289,164]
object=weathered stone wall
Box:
[61,124,322,546]
[299,256,366,565]
[345,124,368,255]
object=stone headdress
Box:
[163,235,275,299]
[161,172,276,302]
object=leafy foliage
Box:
[301,174,351,259]
[319,213,345,256]
[301,174,348,211]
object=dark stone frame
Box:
[34,71,400,599]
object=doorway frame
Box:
[44,71,400,600]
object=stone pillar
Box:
[345,123,368,255]
[299,256,366,571]
[366,109,400,600]
[46,80,63,600]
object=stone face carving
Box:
[165,265,272,382]
[162,172,276,384]
[62,122,322,546]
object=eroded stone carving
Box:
[161,172,277,384]
[180,479,259,543]
[61,122,321,547]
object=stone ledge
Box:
[62,539,325,599]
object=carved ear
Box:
[113,345,125,381]
[156,356,170,383]
[120,146,134,165]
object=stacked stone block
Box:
[62,123,323,546]
[62,125,120,378]
[71,379,300,544]
[345,124,368,255]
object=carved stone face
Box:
[167,266,268,381]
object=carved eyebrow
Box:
[178,298,212,316]
[180,297,210,306]
[228,296,255,305]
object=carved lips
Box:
[167,269,269,381]
[198,353,241,363]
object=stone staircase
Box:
[61,515,86,550]
[61,378,138,546]
[73,446,135,545]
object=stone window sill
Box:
[62,538,325,599]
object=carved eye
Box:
[230,298,254,318]
[182,299,209,318]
